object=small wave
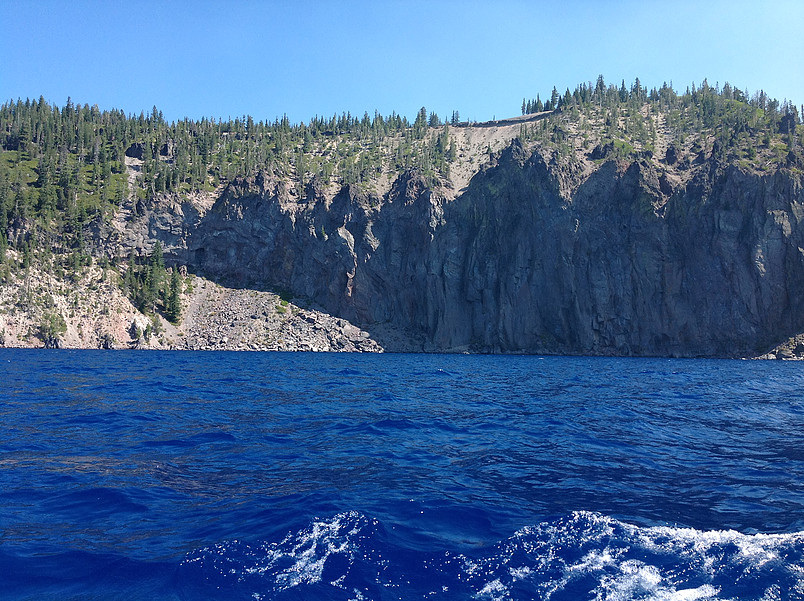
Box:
[178,510,382,600]
[45,487,149,517]
[336,368,363,377]
[177,511,804,600]
[1,548,175,600]
[189,431,237,444]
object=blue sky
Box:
[2,1,802,124]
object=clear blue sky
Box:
[2,0,802,125]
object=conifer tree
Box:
[166,267,181,322]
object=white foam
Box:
[474,578,509,601]
[593,559,719,601]
[347,588,367,601]
[508,565,532,580]
[477,512,803,601]
[237,511,370,591]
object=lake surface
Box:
[1,350,803,600]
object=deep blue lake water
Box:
[1,350,804,600]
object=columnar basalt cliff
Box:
[184,139,804,357]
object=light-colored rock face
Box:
[183,138,804,357]
[0,263,167,350]
[0,267,382,352]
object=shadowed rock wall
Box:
[186,141,804,356]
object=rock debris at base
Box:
[0,268,384,352]
[179,280,382,352]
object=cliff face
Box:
[181,140,804,357]
[431,144,804,356]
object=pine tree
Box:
[166,267,182,322]
[151,240,164,270]
[139,266,153,312]
[551,87,560,108]
[413,107,428,139]
[144,241,165,312]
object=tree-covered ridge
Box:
[519,77,801,166]
[0,77,803,351]
[0,99,456,244]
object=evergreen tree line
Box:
[517,76,802,163]
[0,98,461,240]
[524,76,801,121]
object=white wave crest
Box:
[463,511,804,601]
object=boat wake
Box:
[177,511,804,600]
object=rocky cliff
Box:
[3,96,802,357]
[174,137,804,357]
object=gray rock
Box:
[179,141,804,357]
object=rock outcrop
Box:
[181,139,804,357]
